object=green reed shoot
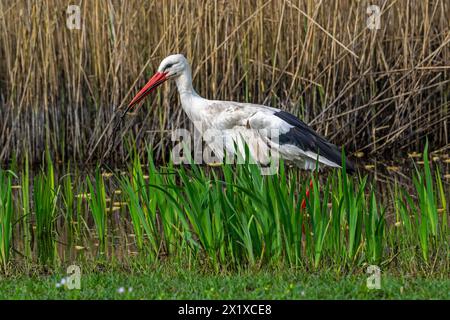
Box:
[87,168,108,255]
[20,155,32,260]
[0,145,447,274]
[0,169,13,271]
[33,152,59,266]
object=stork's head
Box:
[157,54,189,78]
[126,54,189,113]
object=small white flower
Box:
[128,287,133,293]
[117,287,125,294]
[56,283,61,288]
[301,290,305,296]
[60,278,66,285]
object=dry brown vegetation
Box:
[0,0,448,165]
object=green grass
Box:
[1,266,449,299]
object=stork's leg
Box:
[300,178,314,254]
[301,179,314,209]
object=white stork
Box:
[125,54,355,174]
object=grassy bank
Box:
[1,266,449,299]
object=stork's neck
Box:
[175,66,206,124]
[175,66,197,96]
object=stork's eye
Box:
[164,63,174,71]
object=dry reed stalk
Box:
[0,0,448,165]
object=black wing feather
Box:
[274,111,355,174]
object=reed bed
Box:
[0,0,448,165]
[0,146,448,275]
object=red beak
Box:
[124,71,168,115]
